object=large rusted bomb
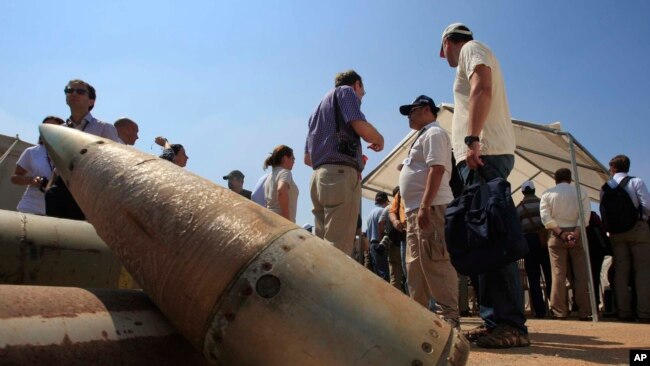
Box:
[0,285,207,365]
[0,209,137,289]
[40,125,469,365]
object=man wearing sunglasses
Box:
[45,79,120,220]
[398,95,459,329]
[63,79,119,141]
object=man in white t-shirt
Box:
[440,23,528,348]
[398,95,459,328]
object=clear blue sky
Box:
[1,1,648,229]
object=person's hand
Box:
[30,176,43,187]
[466,142,484,170]
[393,220,404,232]
[367,142,383,152]
[417,207,431,231]
[154,136,167,147]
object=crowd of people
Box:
[10,22,649,350]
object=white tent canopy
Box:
[361,104,610,204]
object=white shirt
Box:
[452,40,516,162]
[540,182,591,229]
[15,144,54,215]
[265,167,299,222]
[399,121,454,213]
[607,172,650,220]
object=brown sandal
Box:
[476,324,530,348]
[461,324,490,341]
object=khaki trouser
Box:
[387,243,404,291]
[548,230,592,318]
[610,221,650,320]
[406,205,459,322]
[310,164,360,257]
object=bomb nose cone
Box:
[39,124,110,181]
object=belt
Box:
[315,161,360,171]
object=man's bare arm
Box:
[350,120,384,152]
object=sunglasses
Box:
[64,87,88,95]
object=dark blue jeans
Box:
[458,154,527,333]
[370,242,389,282]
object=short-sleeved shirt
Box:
[399,122,454,213]
[251,173,270,207]
[16,144,54,215]
[305,86,366,171]
[67,113,120,142]
[265,167,299,222]
[366,204,386,242]
[452,40,515,162]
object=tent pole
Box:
[566,133,599,323]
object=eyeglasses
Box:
[64,87,88,95]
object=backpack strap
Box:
[618,176,643,219]
[520,202,539,228]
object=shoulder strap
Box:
[613,176,643,219]
[619,176,633,188]
[333,89,344,133]
[520,202,538,227]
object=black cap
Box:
[399,95,440,116]
[223,170,245,180]
[375,191,388,203]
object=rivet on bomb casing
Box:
[80,148,88,155]
[261,262,273,271]
[429,329,439,338]
[412,360,423,366]
[256,274,281,299]
[241,286,253,296]
[421,342,432,353]
[433,319,443,328]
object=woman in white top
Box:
[11,116,65,215]
[264,145,298,222]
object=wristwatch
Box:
[464,135,480,147]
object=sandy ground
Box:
[461,317,650,365]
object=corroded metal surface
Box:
[0,209,137,289]
[205,229,469,365]
[40,124,296,348]
[0,285,207,365]
[40,125,470,365]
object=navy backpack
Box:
[444,170,529,275]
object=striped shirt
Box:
[516,194,543,233]
[305,86,366,171]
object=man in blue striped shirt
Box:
[304,70,384,257]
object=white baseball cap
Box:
[439,23,473,57]
[521,180,535,192]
